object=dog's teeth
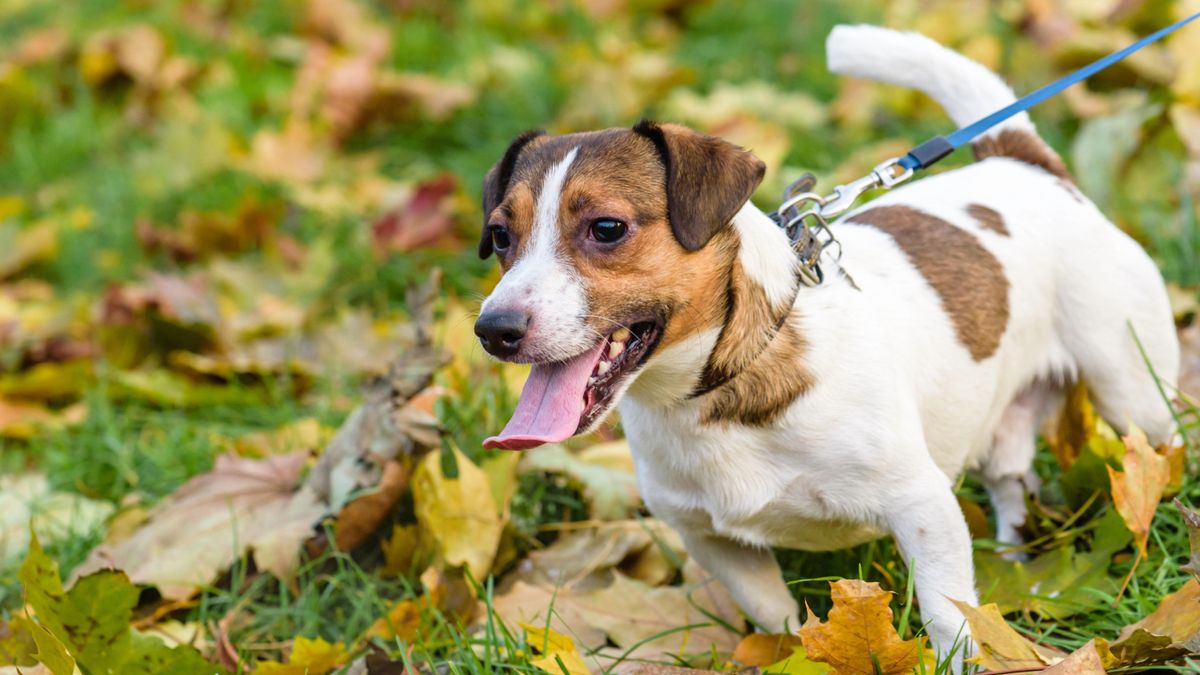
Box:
[609,342,623,360]
[597,361,611,376]
[612,327,631,342]
[588,376,597,386]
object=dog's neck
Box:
[626,203,815,421]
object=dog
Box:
[473,25,1181,663]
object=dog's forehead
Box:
[508,129,666,204]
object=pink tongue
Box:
[484,341,606,451]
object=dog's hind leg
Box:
[677,531,801,633]
[981,381,1059,552]
[1055,246,1180,446]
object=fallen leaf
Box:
[799,579,926,675]
[73,452,325,600]
[364,599,423,643]
[380,524,421,577]
[949,600,1062,669]
[1110,579,1200,662]
[524,624,591,675]
[0,221,57,280]
[0,473,113,565]
[494,562,745,663]
[256,636,349,675]
[333,459,410,551]
[1108,426,1169,558]
[0,399,86,439]
[371,174,459,255]
[412,446,503,579]
[0,618,37,669]
[733,633,806,667]
[1041,639,1109,675]
[976,508,1132,619]
[515,519,685,591]
[19,535,226,674]
[25,621,74,675]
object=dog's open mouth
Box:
[483,319,662,451]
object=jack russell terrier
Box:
[473,25,1181,661]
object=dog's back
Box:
[823,25,1180,458]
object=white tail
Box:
[826,24,1035,140]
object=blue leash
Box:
[898,11,1200,171]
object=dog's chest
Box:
[620,401,886,551]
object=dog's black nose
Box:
[475,310,529,358]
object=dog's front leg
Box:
[679,530,800,633]
[885,469,977,670]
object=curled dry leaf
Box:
[519,444,641,520]
[799,579,926,675]
[732,633,806,667]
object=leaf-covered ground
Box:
[1,0,1199,673]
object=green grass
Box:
[2,0,1199,672]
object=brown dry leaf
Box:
[1041,639,1109,675]
[412,447,503,580]
[1110,579,1200,663]
[333,459,410,552]
[733,633,806,667]
[1107,426,1169,557]
[494,562,744,662]
[375,72,478,121]
[514,519,684,591]
[73,451,325,600]
[949,600,1062,669]
[371,174,459,256]
[799,579,925,675]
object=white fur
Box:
[732,202,799,305]
[618,27,1180,668]
[481,147,593,363]
[827,24,1034,139]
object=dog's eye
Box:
[589,218,627,244]
[490,226,511,252]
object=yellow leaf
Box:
[256,636,349,675]
[1107,426,1169,556]
[365,599,423,643]
[412,446,502,579]
[380,524,420,577]
[949,601,1062,669]
[523,624,590,675]
[799,579,926,675]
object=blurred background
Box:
[1,0,1199,671]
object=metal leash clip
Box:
[772,157,914,286]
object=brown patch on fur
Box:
[699,316,813,426]
[699,255,796,390]
[850,205,1010,361]
[967,204,1008,236]
[971,129,1070,181]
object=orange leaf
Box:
[734,633,806,667]
[799,579,926,675]
[1107,426,1169,556]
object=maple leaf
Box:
[73,451,325,600]
[19,534,225,675]
[1107,426,1170,598]
[799,579,926,675]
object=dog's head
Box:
[475,121,767,450]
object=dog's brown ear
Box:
[480,129,544,259]
[632,120,766,251]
